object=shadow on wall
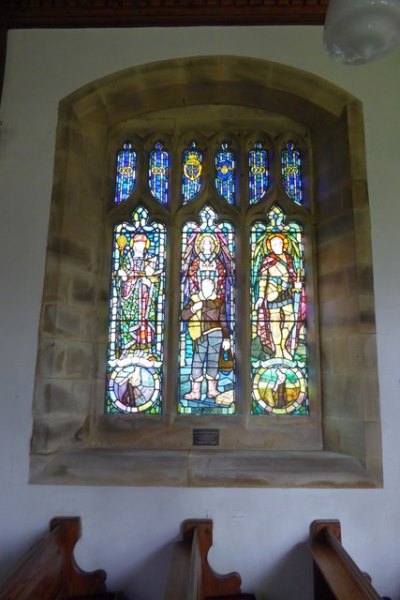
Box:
[117,541,174,600]
[116,539,313,600]
[255,541,313,600]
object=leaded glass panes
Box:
[105,206,166,414]
[179,206,235,415]
[115,142,137,204]
[182,141,203,204]
[249,143,269,205]
[149,142,169,205]
[107,135,309,418]
[281,142,303,205]
[250,206,308,415]
[215,143,235,204]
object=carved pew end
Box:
[165,519,256,600]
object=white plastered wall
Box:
[0,27,399,600]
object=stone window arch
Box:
[31,56,382,487]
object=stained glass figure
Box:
[281,142,303,205]
[179,206,235,415]
[215,143,235,204]
[182,141,203,204]
[250,206,308,415]
[149,142,169,205]
[105,206,166,414]
[115,142,137,204]
[249,143,269,205]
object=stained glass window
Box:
[179,206,235,415]
[182,141,203,204]
[249,143,269,204]
[250,206,308,415]
[107,135,309,419]
[115,142,137,204]
[281,142,303,205]
[149,142,169,205]
[215,143,235,204]
[105,206,166,414]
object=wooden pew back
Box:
[0,517,107,600]
[165,519,255,600]
[310,520,382,600]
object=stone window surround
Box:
[30,55,382,487]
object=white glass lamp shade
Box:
[324,0,400,65]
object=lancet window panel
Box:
[105,206,167,415]
[250,206,308,416]
[182,141,203,205]
[179,207,236,415]
[215,142,236,205]
[149,141,169,205]
[114,142,137,204]
[249,143,269,205]
[281,141,303,205]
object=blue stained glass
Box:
[105,206,167,415]
[281,142,303,205]
[182,141,203,204]
[149,142,169,205]
[249,143,269,205]
[215,143,235,204]
[115,142,137,204]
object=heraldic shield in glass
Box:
[105,206,166,414]
[250,206,308,415]
[179,206,235,415]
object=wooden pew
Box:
[0,517,123,600]
[164,519,255,600]
[310,520,384,600]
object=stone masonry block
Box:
[65,343,93,378]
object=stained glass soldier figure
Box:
[181,276,231,400]
[254,233,303,361]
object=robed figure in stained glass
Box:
[117,232,158,354]
[106,207,166,415]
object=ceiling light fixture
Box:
[324,0,400,65]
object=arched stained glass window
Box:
[106,133,309,419]
[281,142,303,205]
[250,206,308,416]
[179,206,235,415]
[105,206,166,415]
[249,143,269,204]
[115,142,137,204]
[215,143,235,204]
[149,142,169,205]
[182,141,203,204]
